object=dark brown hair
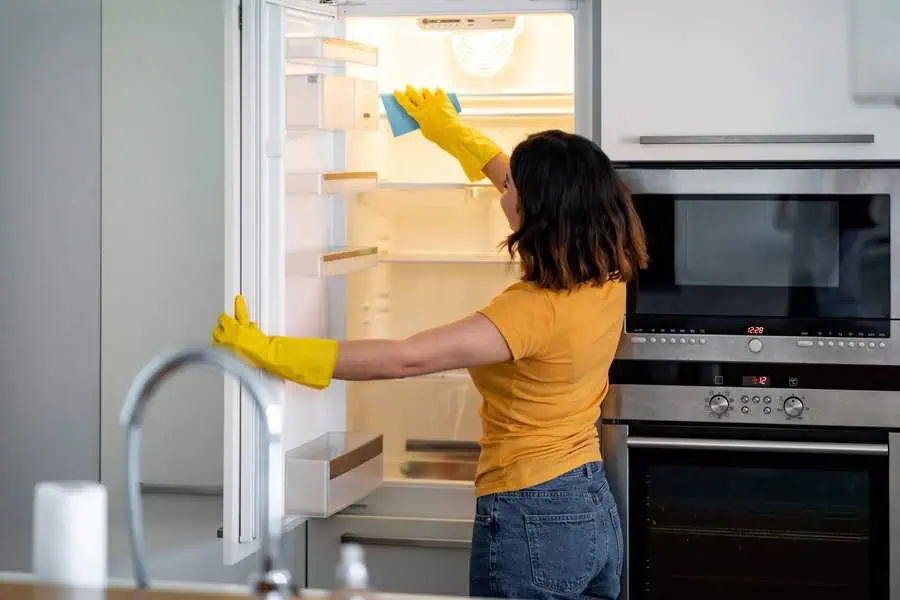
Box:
[504,130,649,291]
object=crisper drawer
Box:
[286,74,378,132]
[307,514,473,596]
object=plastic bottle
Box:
[334,543,370,600]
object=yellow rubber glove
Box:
[393,85,502,183]
[212,295,339,390]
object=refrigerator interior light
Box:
[451,18,524,78]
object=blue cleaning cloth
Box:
[380,92,463,138]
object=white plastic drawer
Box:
[284,432,383,518]
[286,74,378,132]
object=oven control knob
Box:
[708,394,730,415]
[783,396,805,418]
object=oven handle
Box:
[627,437,889,456]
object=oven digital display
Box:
[742,375,770,387]
[746,325,765,335]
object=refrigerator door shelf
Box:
[286,246,379,276]
[285,36,379,68]
[287,171,378,196]
[286,74,379,132]
[284,432,384,518]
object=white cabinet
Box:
[308,514,472,596]
[849,0,900,103]
[286,74,379,132]
[600,0,900,161]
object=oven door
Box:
[615,167,900,365]
[602,424,899,600]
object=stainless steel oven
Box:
[602,360,900,600]
[615,163,900,365]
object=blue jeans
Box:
[469,462,623,599]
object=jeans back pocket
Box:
[523,512,600,594]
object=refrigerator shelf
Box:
[412,370,472,381]
[285,36,378,68]
[375,182,493,190]
[287,171,378,195]
[377,109,573,119]
[379,252,517,265]
[287,246,379,277]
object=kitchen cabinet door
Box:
[307,514,472,595]
[599,0,900,162]
[849,0,900,104]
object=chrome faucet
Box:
[119,345,293,599]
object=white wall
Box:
[100,0,277,585]
[101,0,226,506]
[0,0,102,573]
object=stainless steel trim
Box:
[601,423,630,600]
[139,484,224,497]
[603,385,900,429]
[627,436,888,455]
[890,433,900,598]
[340,534,471,551]
[638,134,875,145]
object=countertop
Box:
[0,574,467,600]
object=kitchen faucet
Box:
[119,345,293,599]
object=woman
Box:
[213,85,648,600]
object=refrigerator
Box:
[223,0,592,565]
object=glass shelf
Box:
[379,252,516,265]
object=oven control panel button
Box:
[748,338,763,353]
[708,394,730,416]
[783,396,805,418]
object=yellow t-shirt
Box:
[468,280,625,497]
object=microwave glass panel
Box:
[674,198,839,288]
[630,193,890,321]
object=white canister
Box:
[32,481,108,589]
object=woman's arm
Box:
[482,153,511,194]
[334,313,512,380]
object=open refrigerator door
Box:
[226,0,382,565]
[226,0,588,566]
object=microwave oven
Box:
[616,163,900,365]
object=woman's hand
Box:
[393,85,503,183]
[393,86,464,146]
[212,295,338,390]
[212,295,512,386]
